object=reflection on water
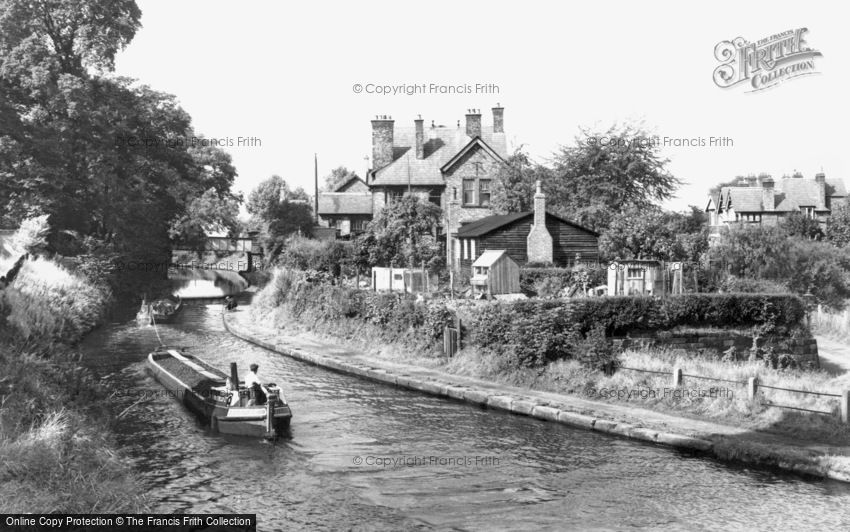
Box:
[79,302,850,531]
[168,268,248,299]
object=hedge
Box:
[463,293,807,367]
[259,270,807,369]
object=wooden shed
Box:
[470,250,520,298]
[371,267,433,293]
[607,259,684,296]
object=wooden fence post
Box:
[455,315,462,353]
[747,376,759,400]
[842,390,850,424]
[672,366,683,387]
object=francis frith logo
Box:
[713,28,822,92]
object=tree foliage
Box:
[782,212,824,241]
[354,195,443,271]
[0,0,239,281]
[547,123,681,232]
[246,175,313,259]
[323,166,359,192]
[489,149,549,214]
[600,205,707,262]
[826,202,850,248]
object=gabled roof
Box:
[440,137,505,174]
[714,175,847,214]
[455,211,599,237]
[472,249,511,267]
[369,124,507,187]
[317,193,373,215]
[334,175,368,192]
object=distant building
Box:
[317,176,372,237]
[607,259,684,296]
[706,172,847,243]
[365,107,509,268]
[454,182,599,269]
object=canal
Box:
[80,299,850,531]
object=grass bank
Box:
[252,268,850,448]
[0,255,148,513]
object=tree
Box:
[323,166,359,192]
[0,0,238,280]
[600,206,708,262]
[826,202,850,247]
[246,176,313,259]
[354,196,443,271]
[490,149,550,214]
[168,189,242,250]
[548,123,681,232]
[782,212,824,241]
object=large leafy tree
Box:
[489,149,550,214]
[354,195,443,271]
[548,123,681,232]
[600,205,708,262]
[246,175,313,258]
[0,0,239,274]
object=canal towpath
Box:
[223,306,850,483]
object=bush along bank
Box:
[0,255,148,513]
[250,269,850,449]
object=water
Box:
[80,301,850,531]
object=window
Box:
[802,206,815,219]
[743,213,761,223]
[479,180,491,207]
[462,179,475,205]
[627,267,644,279]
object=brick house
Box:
[454,182,599,269]
[365,106,508,269]
[317,175,373,237]
[705,171,847,243]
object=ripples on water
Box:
[80,301,850,531]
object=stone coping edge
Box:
[223,313,850,484]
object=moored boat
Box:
[148,296,183,324]
[146,347,292,438]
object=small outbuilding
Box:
[470,250,520,298]
[371,267,433,293]
[607,259,684,296]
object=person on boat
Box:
[224,296,237,311]
[244,363,268,405]
[225,377,241,407]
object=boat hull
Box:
[147,350,292,438]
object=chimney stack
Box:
[816,172,826,208]
[527,180,553,264]
[761,174,775,211]
[465,109,482,138]
[492,104,504,133]
[371,115,394,170]
[414,115,425,159]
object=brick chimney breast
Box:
[371,116,394,170]
[816,172,826,208]
[414,116,425,159]
[465,109,482,138]
[492,104,504,133]
[527,180,553,264]
[761,175,775,211]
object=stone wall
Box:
[611,332,819,368]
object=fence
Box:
[618,365,850,423]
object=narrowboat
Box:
[149,296,183,324]
[146,347,292,438]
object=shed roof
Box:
[456,211,599,237]
[472,249,510,267]
[317,193,373,215]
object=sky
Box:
[113,1,849,213]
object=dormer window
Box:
[801,206,815,219]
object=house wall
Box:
[442,145,500,236]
